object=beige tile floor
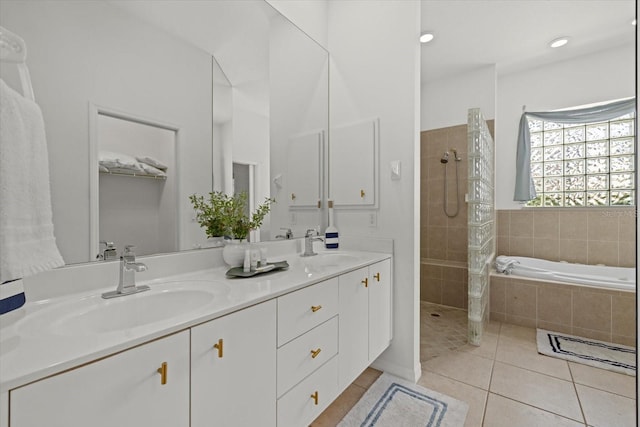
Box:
[311,302,637,426]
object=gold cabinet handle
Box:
[310,390,319,405]
[360,189,365,198]
[311,305,322,313]
[362,277,368,288]
[157,362,167,385]
[310,348,322,359]
[374,272,381,282]
[214,338,224,358]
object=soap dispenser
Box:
[325,200,339,249]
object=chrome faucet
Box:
[97,240,118,261]
[102,245,150,299]
[275,228,293,240]
[301,229,323,257]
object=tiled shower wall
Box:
[496,207,636,267]
[420,121,494,308]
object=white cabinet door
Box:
[10,331,190,427]
[369,259,392,360]
[329,119,377,207]
[338,266,369,390]
[338,260,393,390]
[191,300,276,427]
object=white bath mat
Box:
[337,373,468,427]
[537,329,636,376]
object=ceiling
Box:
[108,1,635,86]
[420,0,636,84]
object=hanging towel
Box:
[494,256,519,275]
[0,78,64,284]
[0,278,25,314]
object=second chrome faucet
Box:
[301,229,324,257]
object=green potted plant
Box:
[222,192,275,266]
[189,191,275,266]
[225,192,274,240]
[189,191,229,247]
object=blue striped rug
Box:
[537,329,636,376]
[338,373,468,427]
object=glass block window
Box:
[526,111,636,207]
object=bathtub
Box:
[496,256,635,291]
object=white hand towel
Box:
[136,155,168,171]
[494,255,519,275]
[0,79,64,283]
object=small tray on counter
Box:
[226,261,289,278]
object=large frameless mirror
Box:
[0,0,329,264]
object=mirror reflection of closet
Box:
[92,110,178,258]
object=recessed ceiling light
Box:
[420,32,435,43]
[549,37,569,48]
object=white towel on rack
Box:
[0,78,64,283]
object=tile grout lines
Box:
[480,322,500,426]
[567,361,590,426]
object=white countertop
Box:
[0,249,390,393]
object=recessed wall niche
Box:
[96,113,177,258]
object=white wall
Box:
[266,0,328,50]
[496,43,635,209]
[0,1,214,263]
[421,65,497,131]
[328,0,422,381]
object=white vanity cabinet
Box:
[191,299,277,427]
[3,253,393,427]
[276,278,340,427]
[9,330,190,427]
[338,259,392,390]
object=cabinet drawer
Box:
[277,278,338,346]
[277,316,338,397]
[276,356,338,427]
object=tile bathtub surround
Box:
[496,207,636,267]
[490,274,636,346]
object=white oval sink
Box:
[303,252,360,269]
[17,280,228,337]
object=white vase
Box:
[222,239,249,267]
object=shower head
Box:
[451,148,462,162]
[440,152,449,164]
